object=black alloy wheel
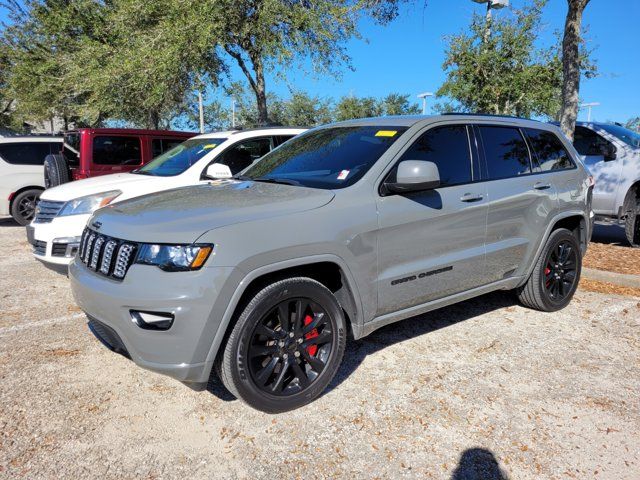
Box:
[10,189,41,225]
[217,277,346,413]
[542,240,578,302]
[516,228,582,312]
[248,297,333,396]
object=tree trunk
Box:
[224,46,269,126]
[559,0,590,141]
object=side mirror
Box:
[384,160,441,194]
[204,163,232,179]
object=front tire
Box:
[218,277,346,413]
[10,189,41,225]
[517,228,582,312]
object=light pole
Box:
[231,98,236,128]
[579,102,600,122]
[472,0,509,41]
[417,92,434,115]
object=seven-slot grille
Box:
[33,200,65,223]
[78,228,138,280]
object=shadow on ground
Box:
[207,290,516,402]
[451,448,510,480]
[591,222,629,246]
[0,217,20,228]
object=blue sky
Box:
[252,0,640,123]
[2,1,638,123]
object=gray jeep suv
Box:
[69,115,593,413]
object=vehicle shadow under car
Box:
[206,290,517,403]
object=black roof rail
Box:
[441,112,539,122]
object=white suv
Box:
[28,128,305,270]
[0,136,63,225]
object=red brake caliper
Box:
[544,266,552,287]
[303,314,319,357]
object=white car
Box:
[28,128,305,270]
[0,136,63,225]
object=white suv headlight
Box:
[58,190,122,217]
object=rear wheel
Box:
[10,188,41,225]
[218,277,346,413]
[624,192,640,247]
[44,154,70,188]
[517,228,581,312]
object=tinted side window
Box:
[573,126,613,156]
[479,126,531,180]
[524,128,575,171]
[219,138,272,174]
[398,125,472,187]
[0,142,54,165]
[93,136,142,165]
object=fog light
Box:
[130,310,174,331]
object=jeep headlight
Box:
[135,244,213,271]
[58,190,121,217]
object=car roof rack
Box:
[441,112,539,122]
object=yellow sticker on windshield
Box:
[203,144,218,149]
[375,130,397,137]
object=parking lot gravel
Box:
[1,218,639,479]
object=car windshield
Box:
[597,124,640,148]
[242,126,408,189]
[135,138,227,177]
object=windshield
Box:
[135,138,227,176]
[597,124,640,148]
[242,126,408,189]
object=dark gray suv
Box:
[70,115,593,413]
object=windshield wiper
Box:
[254,177,302,186]
[232,174,253,181]
[132,169,155,176]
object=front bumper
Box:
[29,214,89,266]
[69,258,236,385]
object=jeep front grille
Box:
[78,228,138,280]
[33,200,65,223]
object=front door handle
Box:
[460,193,484,203]
[534,182,552,190]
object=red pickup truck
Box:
[45,128,195,187]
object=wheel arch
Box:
[204,255,364,372]
[9,185,44,211]
[519,211,589,286]
[622,180,640,217]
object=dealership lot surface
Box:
[1,218,638,479]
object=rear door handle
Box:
[460,193,484,203]
[534,182,552,190]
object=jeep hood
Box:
[89,180,335,243]
[42,173,159,201]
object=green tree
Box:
[436,0,595,120]
[626,117,640,133]
[271,92,333,127]
[334,96,381,121]
[380,93,420,116]
[211,0,368,125]
[2,0,221,129]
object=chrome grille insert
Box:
[33,200,65,223]
[79,228,137,281]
